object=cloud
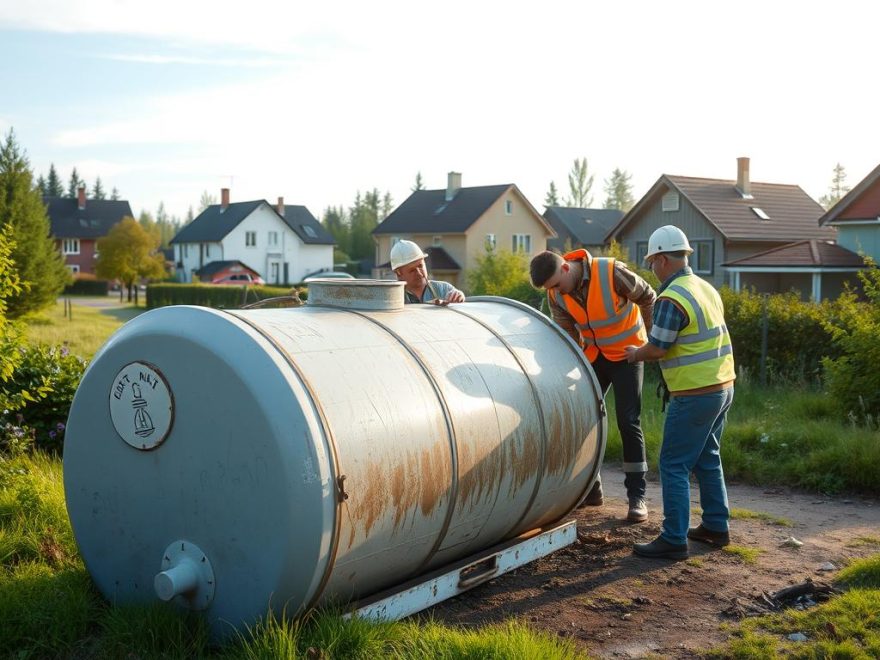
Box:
[104,53,291,68]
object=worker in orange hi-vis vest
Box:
[530,249,656,523]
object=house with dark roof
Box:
[606,157,837,289]
[723,240,865,301]
[818,162,880,263]
[170,189,334,284]
[543,206,623,253]
[372,172,555,288]
[45,186,134,275]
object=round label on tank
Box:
[109,362,174,450]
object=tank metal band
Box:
[465,296,605,510]
[333,307,462,578]
[226,312,345,612]
[446,303,551,538]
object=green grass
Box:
[722,545,764,565]
[23,296,145,358]
[729,507,793,527]
[604,378,880,495]
[0,450,588,658]
[847,536,880,548]
[838,555,880,589]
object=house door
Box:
[269,261,280,284]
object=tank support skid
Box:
[345,520,576,622]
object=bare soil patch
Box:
[422,465,880,658]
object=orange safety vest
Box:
[550,250,647,363]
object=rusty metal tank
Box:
[63,280,606,635]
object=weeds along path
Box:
[423,465,880,658]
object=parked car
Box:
[303,272,355,283]
[211,273,265,286]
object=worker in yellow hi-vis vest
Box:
[625,225,736,560]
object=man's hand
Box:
[624,345,639,364]
[434,290,465,305]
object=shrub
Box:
[0,344,86,453]
[719,287,841,384]
[466,247,540,306]
[63,275,110,296]
[146,283,299,309]
[822,262,880,422]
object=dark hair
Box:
[663,250,689,260]
[529,251,563,288]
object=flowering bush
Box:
[0,344,86,454]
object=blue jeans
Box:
[659,386,734,545]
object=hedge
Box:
[146,283,305,310]
[62,278,110,296]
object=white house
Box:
[170,189,335,284]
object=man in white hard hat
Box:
[529,247,655,523]
[625,225,735,560]
[390,240,465,305]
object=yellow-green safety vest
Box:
[658,274,735,392]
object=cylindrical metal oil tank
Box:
[63,281,606,635]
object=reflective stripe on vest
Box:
[553,252,646,362]
[658,276,735,391]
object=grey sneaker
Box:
[627,496,648,523]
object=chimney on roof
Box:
[446,171,461,202]
[277,196,285,216]
[221,187,230,211]
[77,186,86,210]
[736,157,752,198]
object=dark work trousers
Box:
[591,352,648,499]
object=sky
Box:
[1,0,878,222]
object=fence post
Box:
[760,294,769,386]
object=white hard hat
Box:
[644,225,693,262]
[390,240,428,271]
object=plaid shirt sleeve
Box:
[648,298,688,349]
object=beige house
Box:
[372,172,555,289]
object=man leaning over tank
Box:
[530,247,655,523]
[390,240,465,305]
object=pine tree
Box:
[199,190,216,211]
[544,181,560,207]
[36,174,47,196]
[381,192,394,220]
[110,186,120,200]
[412,172,425,192]
[603,168,635,211]
[185,205,194,224]
[92,176,106,200]
[322,206,350,261]
[564,157,594,208]
[819,163,851,209]
[67,167,84,197]
[0,130,70,317]
[46,163,63,196]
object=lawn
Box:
[23,296,145,358]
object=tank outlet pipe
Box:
[153,540,216,609]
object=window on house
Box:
[485,234,497,250]
[67,264,80,274]
[245,231,256,247]
[636,241,649,264]
[662,192,680,212]
[205,243,211,258]
[303,226,317,239]
[268,231,279,246]
[751,207,771,221]
[433,236,442,246]
[505,200,513,215]
[512,234,531,254]
[692,240,714,274]
[391,236,401,247]
[184,244,189,258]
[62,239,80,255]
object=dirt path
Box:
[423,465,880,658]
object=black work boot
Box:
[687,524,730,547]
[579,478,604,507]
[633,535,688,560]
